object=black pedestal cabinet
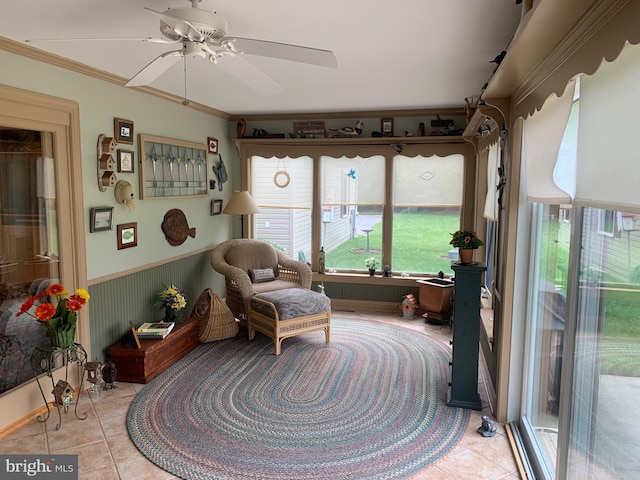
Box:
[448,262,486,410]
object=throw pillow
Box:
[249,267,275,283]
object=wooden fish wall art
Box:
[161,208,196,246]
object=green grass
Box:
[601,289,640,376]
[325,211,460,274]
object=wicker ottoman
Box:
[247,288,331,355]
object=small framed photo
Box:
[117,149,135,173]
[117,222,138,250]
[211,199,223,216]
[207,137,218,154]
[381,118,394,137]
[90,206,114,233]
[115,118,134,144]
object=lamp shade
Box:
[222,191,260,215]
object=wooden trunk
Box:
[107,318,199,383]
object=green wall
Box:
[88,251,224,362]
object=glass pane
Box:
[0,129,61,394]
[392,154,463,275]
[320,155,385,271]
[251,156,313,260]
[567,207,640,479]
[523,204,572,477]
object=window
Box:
[251,156,313,260]
[320,155,385,271]
[392,154,463,274]
[0,85,85,428]
[243,141,470,275]
[597,209,614,237]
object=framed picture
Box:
[207,137,218,154]
[117,222,138,249]
[381,118,394,137]
[90,206,114,232]
[117,149,134,173]
[211,199,223,215]
[115,118,134,144]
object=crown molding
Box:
[0,36,230,119]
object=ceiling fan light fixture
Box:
[184,41,207,58]
[160,7,228,42]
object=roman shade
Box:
[522,80,575,204]
[393,154,464,207]
[483,141,500,220]
[575,41,640,212]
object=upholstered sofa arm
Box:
[275,250,312,289]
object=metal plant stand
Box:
[30,342,88,430]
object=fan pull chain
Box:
[182,53,190,106]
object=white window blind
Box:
[522,80,575,204]
[576,42,640,212]
[321,155,385,205]
[392,154,463,206]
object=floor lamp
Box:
[222,191,260,238]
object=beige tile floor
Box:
[0,311,520,480]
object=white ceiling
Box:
[1,0,522,116]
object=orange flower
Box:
[17,295,39,316]
[66,298,83,312]
[34,303,56,322]
[45,283,66,296]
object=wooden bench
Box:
[247,288,331,355]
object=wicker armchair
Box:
[210,239,312,321]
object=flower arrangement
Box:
[365,256,379,270]
[156,284,187,322]
[450,229,484,249]
[17,283,90,347]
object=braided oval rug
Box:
[127,317,469,480]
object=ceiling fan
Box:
[28,0,337,96]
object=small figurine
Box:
[52,380,74,406]
[102,360,118,390]
[86,360,103,397]
[318,247,325,274]
[400,294,418,319]
[477,415,497,437]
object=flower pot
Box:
[164,306,182,323]
[46,321,76,348]
[369,269,375,276]
[458,248,475,264]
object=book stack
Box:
[136,322,175,339]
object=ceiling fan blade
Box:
[225,37,337,68]
[126,49,183,87]
[25,37,179,44]
[144,7,204,42]
[215,55,283,96]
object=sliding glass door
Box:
[566,207,640,479]
[521,203,571,478]
[521,204,640,479]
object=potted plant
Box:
[17,283,90,348]
[449,229,484,264]
[365,256,379,275]
[156,284,188,323]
